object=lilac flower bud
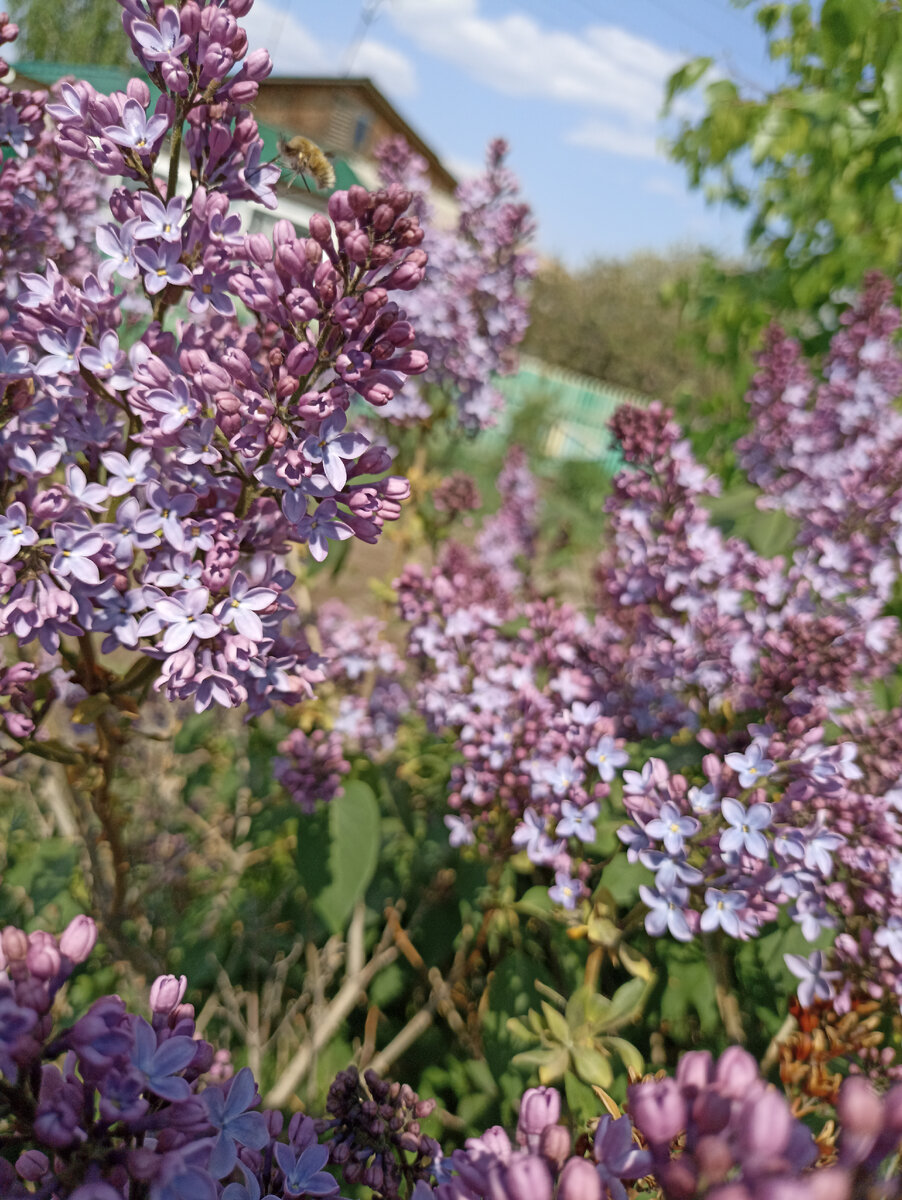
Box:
[657,1157,698,1200]
[739,1089,794,1159]
[675,1049,712,1097]
[538,1123,571,1168]
[516,1086,561,1148]
[149,973,188,1015]
[503,1154,553,1200]
[807,1167,852,1200]
[26,932,61,981]
[714,1046,760,1100]
[2,925,27,961]
[15,1149,48,1180]
[59,915,97,963]
[695,1134,733,1183]
[629,1078,687,1146]
[557,1157,601,1200]
[692,1089,731,1135]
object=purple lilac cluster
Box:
[738,272,902,607]
[272,727,349,812]
[615,731,902,1017]
[0,0,430,735]
[375,136,535,431]
[0,914,351,1199]
[627,1046,902,1200]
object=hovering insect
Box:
[276,135,336,193]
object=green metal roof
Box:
[12,60,360,196]
[495,355,650,471]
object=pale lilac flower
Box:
[130,6,192,60]
[240,141,281,209]
[687,782,717,814]
[541,754,583,797]
[586,734,629,782]
[145,379,201,434]
[202,1067,268,1179]
[875,916,902,965]
[784,950,842,1007]
[639,882,692,941]
[65,465,108,512]
[302,412,370,491]
[512,808,563,865]
[135,194,186,242]
[725,743,775,788]
[293,500,353,563]
[50,525,103,584]
[700,888,747,937]
[645,802,700,856]
[80,331,133,389]
[213,573,276,641]
[790,891,836,942]
[102,449,155,496]
[548,870,580,910]
[0,343,30,377]
[720,797,772,860]
[102,98,169,151]
[9,443,62,477]
[35,327,82,376]
[593,1114,653,1200]
[139,589,219,651]
[556,799,599,843]
[444,813,475,847]
[96,219,141,282]
[0,503,38,561]
[801,816,845,876]
[134,242,192,294]
[272,1143,338,1197]
[569,700,601,726]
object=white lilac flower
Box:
[719,797,772,860]
[725,743,775,788]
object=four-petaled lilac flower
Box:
[586,734,628,782]
[139,588,219,651]
[80,331,134,390]
[35,327,82,376]
[302,412,370,492]
[145,379,202,434]
[0,502,38,561]
[556,799,599,843]
[102,449,155,496]
[240,141,281,209]
[293,500,353,563]
[202,1066,269,1179]
[784,950,842,1007]
[65,465,108,512]
[96,218,141,282]
[51,525,103,584]
[444,813,475,847]
[512,808,564,865]
[272,1143,338,1198]
[875,916,902,965]
[134,242,192,294]
[719,797,772,860]
[213,573,276,641]
[593,1114,653,1200]
[102,98,169,151]
[0,343,30,377]
[725,743,775,788]
[700,888,747,938]
[135,194,186,243]
[790,890,836,942]
[549,869,580,910]
[129,1016,196,1101]
[541,754,584,797]
[801,815,845,876]
[130,8,192,62]
[639,882,693,941]
[645,802,699,856]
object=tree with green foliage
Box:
[668,0,902,368]
[10,0,131,66]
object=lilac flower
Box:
[512,809,563,865]
[130,8,192,62]
[80,331,133,389]
[699,888,747,937]
[833,742,863,780]
[145,379,202,434]
[50,525,103,584]
[0,343,30,377]
[213,573,276,641]
[302,412,370,491]
[556,799,599,843]
[293,500,354,563]
[801,816,845,876]
[875,916,902,965]
[93,588,145,650]
[541,754,584,797]
[0,503,38,562]
[644,802,699,856]
[138,589,219,651]
[640,854,704,889]
[188,267,234,316]
[272,1143,338,1198]
[65,465,108,512]
[725,743,775,788]
[240,141,281,209]
[35,327,82,376]
[719,797,772,860]
[203,1067,268,1179]
[639,882,693,941]
[129,1017,195,1101]
[102,448,155,496]
[96,218,141,282]
[548,870,580,910]
[593,1114,653,1200]
[9,443,62,477]
[586,734,628,782]
[134,242,192,294]
[102,98,169,151]
[784,950,842,1007]
[687,782,717,814]
[135,194,186,242]
[790,891,836,942]
[444,813,475,847]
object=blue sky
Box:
[243,0,783,266]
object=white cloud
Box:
[241,0,418,100]
[566,120,661,160]
[388,0,682,125]
[643,175,686,199]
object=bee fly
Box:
[277,135,336,193]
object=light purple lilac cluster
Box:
[374,136,535,431]
[0,0,430,738]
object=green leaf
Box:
[541,1000,572,1046]
[295,780,381,934]
[515,886,554,918]
[603,1036,645,1076]
[665,56,714,107]
[598,977,648,1032]
[573,1046,613,1089]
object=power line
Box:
[342,0,387,76]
